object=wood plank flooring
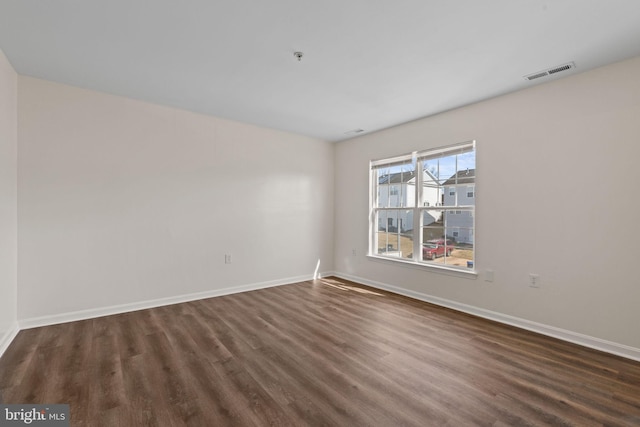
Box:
[1,276,640,426]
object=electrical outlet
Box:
[225,254,232,264]
[529,273,540,288]
[485,269,494,282]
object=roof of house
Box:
[379,171,417,185]
[379,168,444,185]
[443,169,475,185]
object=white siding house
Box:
[377,169,440,233]
[443,169,475,244]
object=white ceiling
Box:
[1,1,640,142]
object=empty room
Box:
[1,1,640,425]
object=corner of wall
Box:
[0,47,19,360]
[0,323,20,359]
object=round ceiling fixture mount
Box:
[294,51,303,62]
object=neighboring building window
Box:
[370,140,475,271]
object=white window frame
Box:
[369,140,476,273]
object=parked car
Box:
[422,239,453,260]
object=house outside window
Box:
[370,141,475,271]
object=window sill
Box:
[366,254,478,279]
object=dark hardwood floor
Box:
[1,277,639,426]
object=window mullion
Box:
[413,160,422,262]
[370,170,378,256]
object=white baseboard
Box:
[19,272,333,330]
[334,272,640,363]
[0,322,20,359]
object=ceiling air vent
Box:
[524,62,575,81]
[344,129,365,136]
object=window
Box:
[390,186,398,195]
[370,140,475,271]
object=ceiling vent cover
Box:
[524,62,575,81]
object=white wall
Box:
[0,48,18,353]
[18,77,334,320]
[335,56,640,353]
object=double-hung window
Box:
[370,140,476,271]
